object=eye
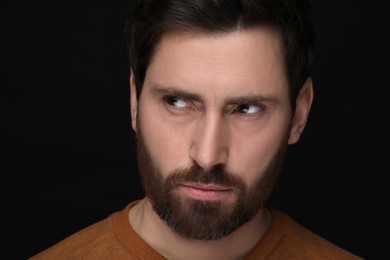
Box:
[236,104,262,114]
[165,96,189,108]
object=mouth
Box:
[177,183,233,201]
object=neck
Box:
[129,198,271,260]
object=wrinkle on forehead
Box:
[153,27,285,74]
[145,26,289,107]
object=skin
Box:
[129,27,313,259]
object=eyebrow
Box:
[150,84,279,105]
[150,84,204,102]
[224,95,278,106]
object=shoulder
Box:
[29,202,139,260]
[268,208,363,259]
[248,207,363,259]
[30,215,117,259]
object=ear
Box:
[130,70,138,131]
[288,77,314,144]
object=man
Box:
[31,0,362,259]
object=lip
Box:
[178,183,232,201]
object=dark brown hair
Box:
[125,0,316,107]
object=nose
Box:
[189,113,229,171]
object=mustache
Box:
[164,163,246,191]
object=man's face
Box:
[131,27,301,240]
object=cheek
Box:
[138,100,190,175]
[229,117,290,183]
[229,139,271,184]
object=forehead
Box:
[145,27,288,101]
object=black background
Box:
[2,1,389,259]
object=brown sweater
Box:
[30,201,363,259]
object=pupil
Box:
[169,96,178,105]
[240,104,249,112]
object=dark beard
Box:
[136,128,288,241]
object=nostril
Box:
[190,146,228,172]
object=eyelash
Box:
[163,95,265,116]
[163,95,191,109]
[235,103,264,115]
